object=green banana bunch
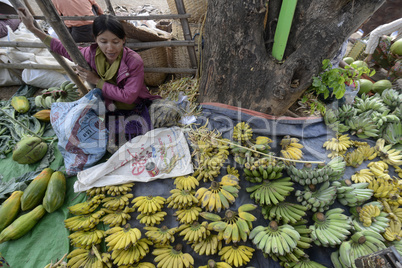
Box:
[332,180,373,207]
[295,181,337,212]
[246,177,294,206]
[34,81,80,108]
[261,202,307,224]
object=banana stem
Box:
[191,130,324,164]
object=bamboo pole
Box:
[22,0,35,16]
[34,0,90,94]
[8,0,89,95]
[103,0,115,16]
[174,0,198,69]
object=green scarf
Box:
[95,48,135,110]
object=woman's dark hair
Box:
[92,15,126,39]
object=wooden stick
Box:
[103,0,115,16]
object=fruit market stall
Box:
[0,83,402,267]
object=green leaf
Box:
[0,171,40,201]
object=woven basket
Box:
[121,21,172,42]
[137,47,169,87]
[170,20,202,78]
[166,0,207,23]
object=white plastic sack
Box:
[50,89,108,176]
[21,67,69,89]
[75,126,194,192]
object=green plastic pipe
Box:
[272,0,298,61]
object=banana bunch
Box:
[280,135,304,161]
[174,175,199,190]
[370,109,400,128]
[351,168,374,183]
[356,144,377,160]
[174,205,202,224]
[347,117,380,139]
[375,138,402,166]
[68,194,104,215]
[233,122,253,143]
[177,221,210,243]
[261,202,307,224]
[354,95,387,114]
[137,211,167,227]
[86,187,106,197]
[199,259,232,268]
[101,207,134,227]
[243,159,284,182]
[144,225,177,245]
[131,195,166,214]
[149,99,182,128]
[201,204,257,244]
[383,220,402,241]
[246,177,294,206]
[294,181,337,212]
[249,221,300,256]
[381,200,402,222]
[218,244,254,267]
[368,176,398,199]
[332,180,373,207]
[226,165,240,177]
[152,244,194,268]
[381,88,402,110]
[323,108,350,134]
[64,210,105,231]
[323,134,353,153]
[344,149,366,168]
[120,263,155,268]
[104,224,142,251]
[35,81,80,108]
[195,179,239,213]
[350,202,390,233]
[105,183,135,196]
[166,189,198,210]
[102,193,133,210]
[367,160,389,177]
[191,233,222,256]
[358,204,381,227]
[66,247,112,268]
[287,156,346,185]
[193,153,228,182]
[68,229,105,249]
[383,122,402,146]
[285,259,326,268]
[111,238,152,266]
[309,208,353,247]
[394,164,402,178]
[336,230,387,268]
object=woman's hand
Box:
[76,65,100,85]
[17,8,36,32]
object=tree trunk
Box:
[198,0,385,116]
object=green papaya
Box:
[20,168,53,211]
[0,191,23,232]
[12,136,48,164]
[11,96,30,113]
[43,171,66,213]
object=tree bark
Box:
[198,0,385,116]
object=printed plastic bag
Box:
[75,126,193,192]
[50,89,108,176]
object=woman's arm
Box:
[17,8,48,41]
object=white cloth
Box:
[365,17,402,55]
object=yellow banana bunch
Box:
[136,211,167,227]
[152,244,194,268]
[120,262,155,268]
[174,205,202,224]
[356,144,377,160]
[102,193,133,210]
[104,183,135,196]
[174,175,199,190]
[68,194,104,215]
[218,244,254,267]
[177,221,210,243]
[323,134,353,152]
[101,207,135,227]
[131,195,166,214]
[345,150,365,168]
[382,200,402,222]
[233,122,253,143]
[191,233,222,256]
[383,220,402,241]
[68,229,105,249]
[104,224,142,251]
[193,153,227,182]
[359,204,381,227]
[226,165,240,177]
[195,180,239,213]
[111,238,152,266]
[199,259,232,268]
[375,138,402,166]
[166,189,199,210]
[368,177,395,199]
[351,169,374,183]
[393,165,402,178]
[367,161,389,178]
[64,210,105,232]
[86,186,106,197]
[144,225,177,245]
[66,246,112,268]
[280,135,304,161]
[201,204,258,244]
[351,140,368,147]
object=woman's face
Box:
[96,30,125,64]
